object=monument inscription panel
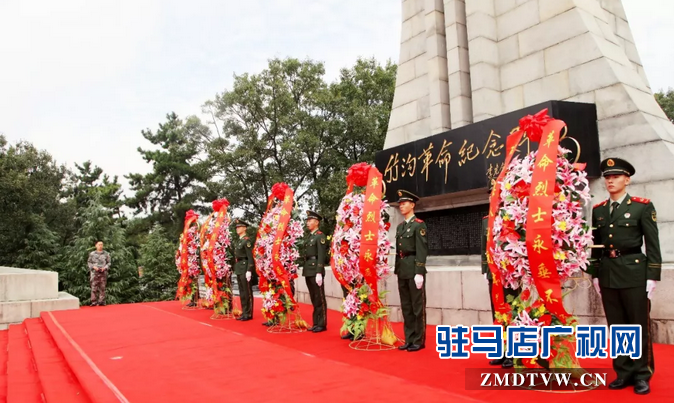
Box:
[376,101,600,201]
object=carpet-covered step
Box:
[25,318,91,403]
[0,330,8,403]
[41,312,125,403]
[7,324,42,403]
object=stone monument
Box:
[297,0,674,343]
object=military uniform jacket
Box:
[395,216,428,280]
[303,230,326,277]
[88,251,110,272]
[233,236,255,275]
[590,194,661,289]
[481,216,489,275]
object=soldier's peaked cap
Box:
[600,157,635,177]
[306,210,323,221]
[234,219,250,228]
[397,189,419,203]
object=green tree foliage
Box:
[655,88,674,123]
[205,57,397,231]
[138,224,179,301]
[126,113,212,237]
[58,199,139,305]
[65,161,123,214]
[0,135,69,267]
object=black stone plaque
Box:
[416,205,489,255]
[375,101,600,202]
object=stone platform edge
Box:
[293,265,674,344]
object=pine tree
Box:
[138,224,180,301]
[58,199,140,305]
[15,214,60,271]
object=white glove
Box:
[647,280,657,300]
[246,271,252,282]
[316,273,323,287]
[414,274,423,289]
[592,278,601,296]
[483,273,489,283]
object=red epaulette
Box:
[593,200,607,209]
[415,218,424,223]
[316,231,323,235]
[483,215,488,219]
[631,197,650,204]
[243,236,249,240]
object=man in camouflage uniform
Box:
[303,210,328,333]
[87,241,110,306]
[395,190,428,352]
[590,158,661,395]
[234,220,255,321]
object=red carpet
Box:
[1,300,673,402]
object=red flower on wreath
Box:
[185,209,199,222]
[520,289,531,302]
[519,109,551,143]
[271,182,290,201]
[522,357,540,369]
[346,162,371,188]
[540,314,552,327]
[212,198,230,212]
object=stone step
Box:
[0,267,58,302]
[24,318,91,403]
[1,292,79,329]
[7,324,43,403]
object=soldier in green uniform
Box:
[303,210,328,333]
[395,190,428,352]
[481,216,515,368]
[590,158,661,395]
[234,219,255,322]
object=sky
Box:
[0,0,672,192]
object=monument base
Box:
[295,264,674,344]
[0,267,79,330]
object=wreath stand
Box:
[268,308,308,334]
[210,277,241,320]
[181,285,203,310]
[348,299,400,351]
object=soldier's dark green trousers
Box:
[398,275,426,346]
[601,286,654,381]
[237,273,254,319]
[306,276,327,328]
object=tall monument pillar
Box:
[378,0,674,342]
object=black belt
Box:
[398,252,415,258]
[236,258,247,262]
[305,256,318,260]
[603,247,642,258]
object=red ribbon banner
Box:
[358,166,383,307]
[176,213,199,301]
[486,130,524,321]
[270,187,297,305]
[525,119,570,322]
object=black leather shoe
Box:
[240,316,252,321]
[489,358,504,366]
[634,380,650,395]
[308,326,316,332]
[501,358,514,368]
[398,343,411,350]
[312,327,326,333]
[407,344,425,352]
[341,333,352,340]
[90,303,98,307]
[609,378,631,390]
[236,317,244,321]
[262,321,273,326]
